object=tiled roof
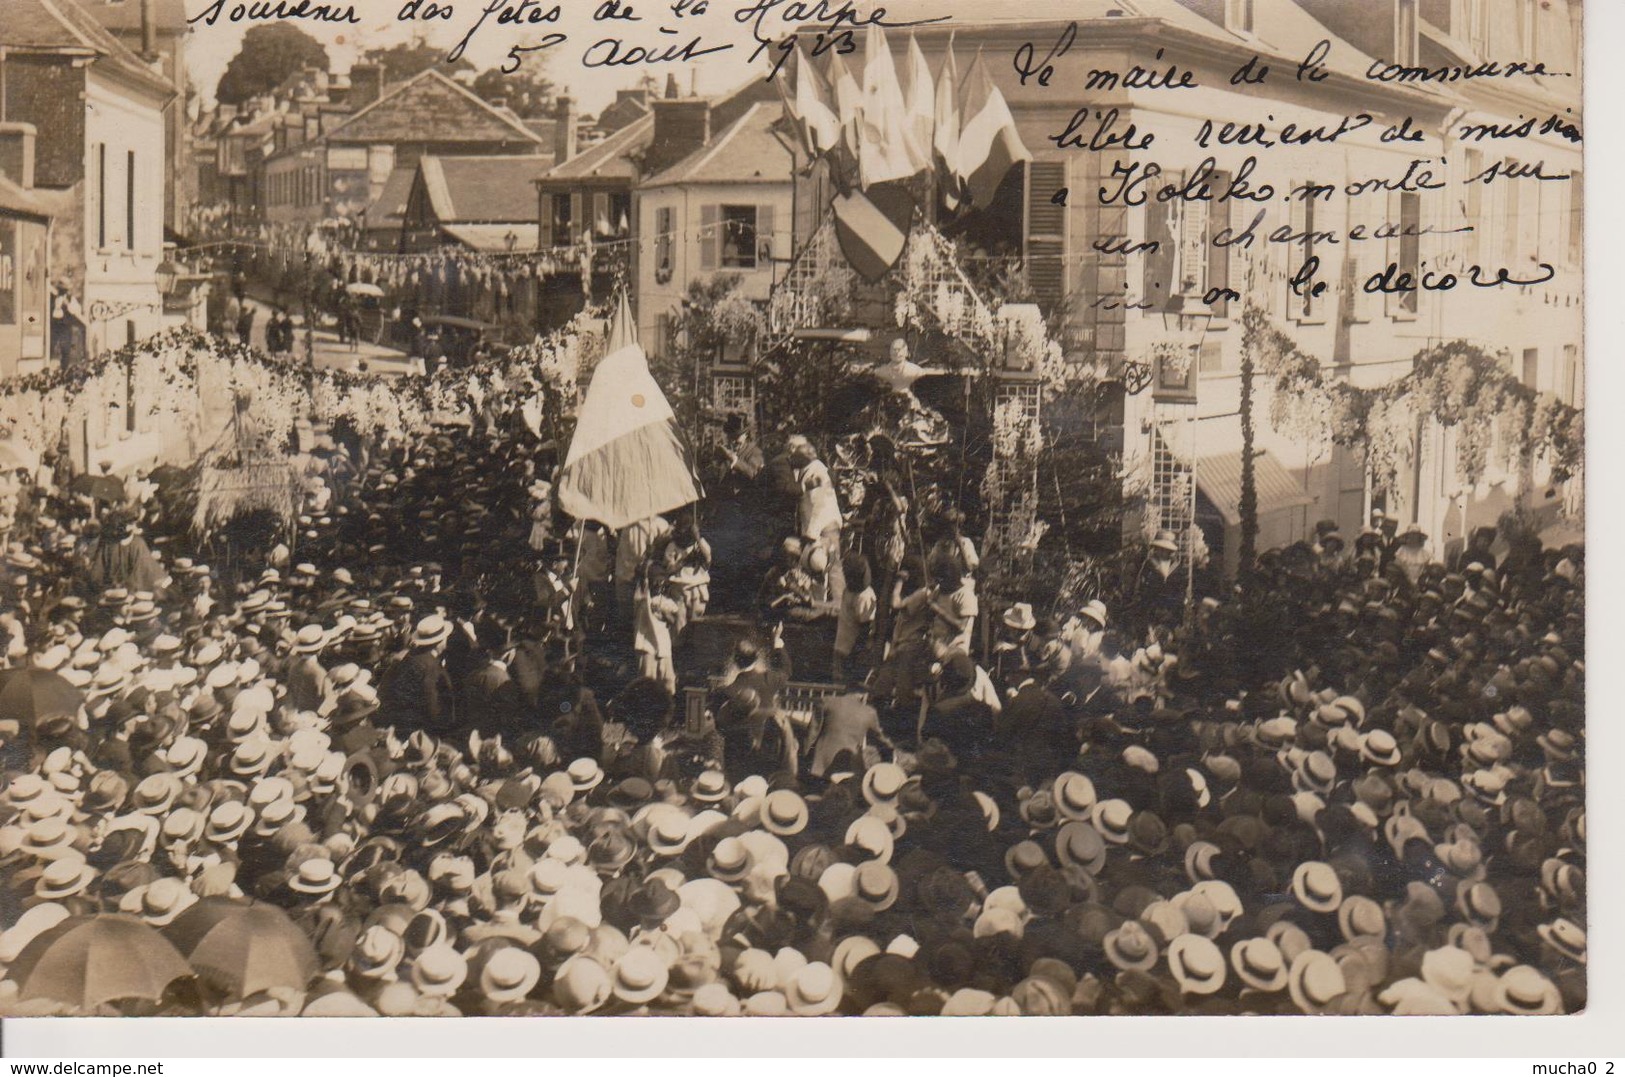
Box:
[538,113,653,184]
[364,166,417,229]
[0,0,173,97]
[417,155,551,222]
[81,0,187,33]
[537,76,778,187]
[640,103,793,188]
[325,69,545,147]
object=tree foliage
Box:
[470,66,557,119]
[362,42,470,84]
[215,24,330,106]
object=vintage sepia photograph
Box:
[0,0,1587,1028]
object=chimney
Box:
[349,63,386,108]
[554,95,578,162]
[0,123,38,189]
[645,96,711,178]
[140,0,158,61]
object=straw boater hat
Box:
[690,771,729,804]
[1537,918,1586,964]
[567,758,605,794]
[288,858,343,896]
[411,615,453,649]
[1291,861,1343,913]
[1231,937,1289,992]
[844,815,895,864]
[350,925,407,981]
[611,946,669,1005]
[411,944,469,997]
[860,763,907,808]
[480,947,541,1003]
[759,790,809,837]
[1103,921,1158,972]
[1288,950,1347,1013]
[35,857,97,901]
[1492,966,1563,1015]
[785,961,843,1016]
[1167,934,1226,996]
[1002,603,1037,633]
[1053,772,1097,821]
[291,625,329,654]
[1091,799,1133,845]
[851,861,900,912]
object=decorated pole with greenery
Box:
[1237,308,1261,577]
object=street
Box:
[239,297,421,376]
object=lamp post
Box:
[1159,288,1213,612]
[155,258,181,300]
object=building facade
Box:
[634,99,793,357]
[262,69,546,229]
[83,0,191,237]
[0,126,53,378]
[786,0,1581,571]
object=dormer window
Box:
[1396,0,1419,64]
[1225,0,1255,34]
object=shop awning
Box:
[1192,448,1313,526]
[1159,416,1313,526]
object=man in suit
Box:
[996,672,1075,788]
[808,676,893,779]
[284,624,333,714]
[378,615,457,733]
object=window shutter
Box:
[756,204,777,263]
[1142,174,1180,309]
[569,193,583,243]
[539,191,553,247]
[1024,159,1069,306]
[1205,169,1232,318]
[657,206,674,271]
[700,204,720,271]
[1345,192,1373,324]
[1385,189,1403,318]
[1287,182,1310,320]
[1399,193,1421,316]
[1179,195,1207,295]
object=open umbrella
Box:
[0,668,82,729]
[71,473,126,503]
[163,898,319,997]
[345,282,385,298]
[9,915,191,1010]
[148,464,192,488]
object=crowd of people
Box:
[0,357,1586,1017]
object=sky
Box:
[182,0,793,114]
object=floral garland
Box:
[890,228,1087,398]
[0,313,603,464]
[1243,305,1584,494]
